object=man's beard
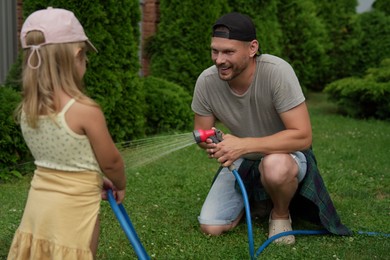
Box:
[217,62,246,81]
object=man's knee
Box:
[200,224,226,236]
[260,154,298,185]
[200,211,244,236]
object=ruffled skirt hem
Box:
[7,230,93,260]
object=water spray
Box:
[118,132,195,170]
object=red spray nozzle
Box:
[193,129,217,143]
[193,129,223,144]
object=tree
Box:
[350,11,390,76]
[315,0,358,81]
[227,0,284,56]
[277,0,331,90]
[373,0,390,15]
[147,0,229,93]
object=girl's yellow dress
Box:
[8,99,104,260]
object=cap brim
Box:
[86,40,98,53]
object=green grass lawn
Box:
[1,92,389,259]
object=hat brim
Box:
[86,40,98,53]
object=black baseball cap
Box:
[212,12,256,42]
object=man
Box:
[191,12,350,244]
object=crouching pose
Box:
[192,12,351,244]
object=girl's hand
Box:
[101,177,126,204]
[113,189,126,204]
[101,177,114,200]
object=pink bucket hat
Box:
[21,7,97,52]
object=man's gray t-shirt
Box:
[191,54,305,138]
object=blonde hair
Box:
[16,30,98,128]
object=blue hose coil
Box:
[255,229,330,257]
[107,189,150,260]
[106,167,389,259]
[231,168,390,259]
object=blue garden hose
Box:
[107,189,150,260]
[107,171,388,259]
[231,168,255,258]
[231,168,390,259]
[255,229,329,257]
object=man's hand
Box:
[209,134,245,167]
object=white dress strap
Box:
[61,99,76,114]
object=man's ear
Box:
[249,40,259,57]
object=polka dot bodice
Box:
[21,99,102,173]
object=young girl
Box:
[7,7,126,260]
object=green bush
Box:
[143,76,193,135]
[277,0,331,90]
[315,0,357,82]
[344,11,390,78]
[227,0,284,56]
[147,0,228,93]
[4,53,23,91]
[324,59,390,120]
[373,0,390,15]
[0,86,31,182]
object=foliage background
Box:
[325,58,390,119]
[1,0,390,180]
